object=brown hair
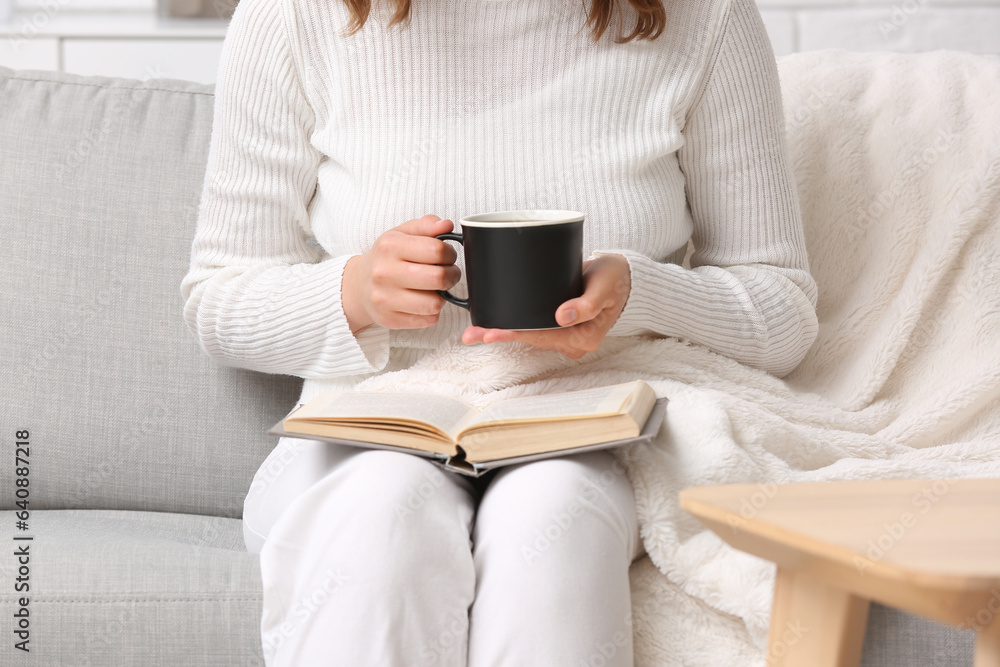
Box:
[341,0,667,44]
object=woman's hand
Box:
[342,215,461,334]
[462,253,631,359]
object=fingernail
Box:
[561,308,577,325]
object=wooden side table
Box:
[679,478,1000,667]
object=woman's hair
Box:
[341,0,667,44]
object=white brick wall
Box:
[760,0,1000,55]
[6,0,1000,59]
[14,0,154,11]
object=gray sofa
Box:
[0,61,975,665]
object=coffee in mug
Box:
[435,209,584,330]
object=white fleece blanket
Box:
[353,50,1000,665]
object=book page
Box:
[289,391,480,440]
[458,381,638,434]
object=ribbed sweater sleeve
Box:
[180,0,390,378]
[593,0,818,377]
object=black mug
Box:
[436,210,585,330]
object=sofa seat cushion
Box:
[861,603,974,666]
[0,512,974,667]
[0,509,264,665]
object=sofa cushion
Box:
[0,509,264,665]
[0,66,301,517]
[861,604,974,666]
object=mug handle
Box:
[434,232,470,310]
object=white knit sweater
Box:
[181,0,819,401]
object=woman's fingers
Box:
[394,260,461,292]
[396,234,459,266]
[382,285,453,317]
[369,235,460,292]
[463,321,597,353]
[377,311,442,330]
[351,214,465,331]
[555,260,621,325]
[461,253,632,358]
[462,326,488,344]
[393,214,452,238]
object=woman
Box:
[181,0,817,661]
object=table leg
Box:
[766,567,870,667]
[976,615,1000,667]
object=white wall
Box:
[2,0,998,83]
[14,0,154,11]
[12,0,1000,56]
[757,0,1000,55]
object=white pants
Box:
[244,436,644,667]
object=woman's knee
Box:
[475,451,637,562]
[265,450,476,565]
[333,450,476,541]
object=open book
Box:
[269,379,666,476]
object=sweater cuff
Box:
[314,253,390,376]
